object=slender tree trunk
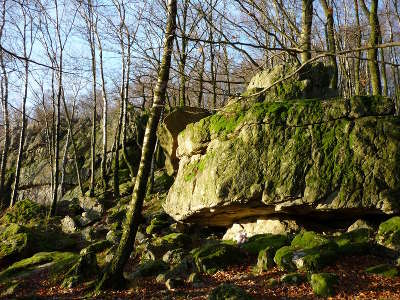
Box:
[113,103,123,199]
[300,0,313,63]
[360,0,381,95]
[380,47,388,96]
[320,0,338,89]
[0,52,9,205]
[59,128,70,198]
[95,0,177,290]
[122,32,135,179]
[0,0,9,206]
[354,0,362,95]
[88,0,97,197]
[61,89,84,196]
[10,61,29,207]
[197,46,205,107]
[95,29,108,190]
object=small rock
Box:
[256,247,276,271]
[347,219,373,232]
[165,278,184,291]
[310,273,338,297]
[162,248,187,265]
[365,264,399,278]
[61,216,77,234]
[280,272,306,285]
[223,219,299,241]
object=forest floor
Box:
[1,254,400,299]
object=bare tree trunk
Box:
[61,88,84,196]
[0,0,9,206]
[10,58,29,207]
[300,0,313,63]
[113,102,123,199]
[197,46,205,107]
[50,0,64,216]
[95,26,108,190]
[320,0,338,89]
[360,0,381,95]
[354,0,362,95]
[95,0,177,290]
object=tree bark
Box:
[354,0,362,95]
[95,0,177,290]
[300,0,313,63]
[360,0,381,95]
[0,0,9,206]
[320,0,338,89]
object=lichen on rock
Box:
[164,93,400,227]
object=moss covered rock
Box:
[164,95,399,227]
[256,246,276,271]
[310,273,338,297]
[0,252,78,283]
[241,234,288,255]
[208,283,254,300]
[376,217,400,251]
[191,242,242,274]
[365,264,399,278]
[0,223,77,267]
[247,62,336,101]
[158,107,211,175]
[274,231,338,272]
[126,260,169,280]
[0,224,29,264]
[0,199,45,225]
[335,228,372,255]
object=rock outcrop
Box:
[163,94,400,226]
[158,107,211,175]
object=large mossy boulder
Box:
[158,107,211,175]
[164,94,400,226]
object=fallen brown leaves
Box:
[1,254,399,300]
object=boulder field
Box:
[162,94,400,227]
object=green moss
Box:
[256,246,276,271]
[291,231,331,249]
[335,228,372,255]
[152,233,191,249]
[191,242,242,274]
[274,246,296,271]
[146,217,170,235]
[376,217,400,250]
[241,234,288,255]
[310,273,338,297]
[208,283,254,300]
[0,199,45,225]
[365,264,399,278]
[128,260,169,279]
[0,252,78,283]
